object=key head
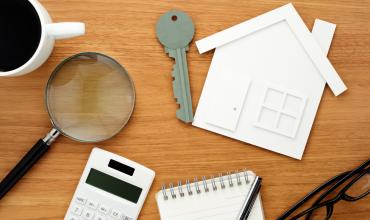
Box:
[156,10,195,49]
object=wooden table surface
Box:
[0,0,369,219]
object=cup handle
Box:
[46,22,85,40]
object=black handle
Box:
[0,139,50,199]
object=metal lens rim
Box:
[44,52,136,143]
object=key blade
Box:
[171,61,192,122]
[168,48,193,123]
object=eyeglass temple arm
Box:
[303,172,349,219]
[291,199,337,219]
[277,172,348,220]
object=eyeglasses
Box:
[278,158,370,220]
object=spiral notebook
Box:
[156,170,265,220]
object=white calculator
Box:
[64,148,155,220]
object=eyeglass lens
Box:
[345,168,370,199]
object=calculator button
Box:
[66,214,79,220]
[75,196,87,205]
[94,214,106,220]
[82,209,94,220]
[86,200,99,210]
[98,204,110,215]
[71,205,83,216]
[109,209,121,219]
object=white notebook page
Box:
[156,172,265,220]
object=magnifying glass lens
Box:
[0,53,136,200]
[46,53,135,142]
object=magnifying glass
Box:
[0,52,135,199]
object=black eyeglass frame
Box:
[278,158,370,220]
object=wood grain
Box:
[0,0,369,219]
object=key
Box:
[86,200,98,210]
[95,214,106,220]
[66,214,79,220]
[98,204,110,215]
[109,209,122,219]
[82,209,94,220]
[71,205,83,216]
[74,195,87,205]
[156,10,195,123]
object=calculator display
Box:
[86,168,142,203]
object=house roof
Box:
[195,3,347,96]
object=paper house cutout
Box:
[193,4,347,159]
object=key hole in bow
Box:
[171,15,178,21]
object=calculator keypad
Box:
[67,195,133,220]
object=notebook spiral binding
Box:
[161,169,253,200]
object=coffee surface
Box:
[0,0,42,72]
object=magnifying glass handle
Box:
[0,129,60,199]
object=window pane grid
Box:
[255,84,306,138]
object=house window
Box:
[254,84,307,138]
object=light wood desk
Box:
[0,0,369,219]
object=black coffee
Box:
[0,0,42,72]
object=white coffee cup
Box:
[0,0,85,77]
